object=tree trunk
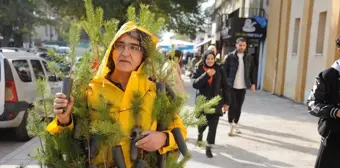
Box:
[13,32,23,47]
[1,25,13,47]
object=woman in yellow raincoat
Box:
[46,21,187,167]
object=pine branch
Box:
[131,91,143,126]
[102,19,119,49]
[67,21,82,73]
[81,0,103,60]
[46,49,67,64]
[46,61,66,79]
[127,6,137,23]
[139,4,165,35]
[179,95,221,128]
[166,152,191,168]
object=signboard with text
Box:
[226,17,267,40]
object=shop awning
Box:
[194,38,212,48]
[157,39,195,52]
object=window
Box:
[30,60,45,80]
[292,18,301,54]
[42,61,53,76]
[12,60,32,82]
[42,61,57,81]
[316,11,327,54]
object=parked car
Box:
[36,50,71,74]
[0,48,62,141]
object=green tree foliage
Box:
[0,0,51,46]
[43,0,208,38]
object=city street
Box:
[0,75,320,168]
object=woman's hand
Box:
[53,93,74,125]
[136,131,167,152]
[207,69,216,76]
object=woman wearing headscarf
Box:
[46,21,187,167]
[192,49,229,158]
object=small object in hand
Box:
[130,127,145,161]
[61,77,73,113]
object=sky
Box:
[161,0,215,41]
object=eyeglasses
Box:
[113,42,142,53]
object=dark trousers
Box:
[197,116,219,145]
[228,88,246,124]
[315,133,340,168]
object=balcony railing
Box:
[240,8,267,18]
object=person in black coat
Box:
[222,37,257,136]
[307,36,340,168]
[192,49,229,158]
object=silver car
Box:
[0,48,62,141]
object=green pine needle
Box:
[127,6,137,23]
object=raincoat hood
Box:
[92,21,158,83]
[332,59,340,72]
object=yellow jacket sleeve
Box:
[46,115,74,135]
[158,114,187,154]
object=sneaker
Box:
[228,123,234,136]
[235,124,241,134]
[206,146,213,158]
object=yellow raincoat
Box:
[46,22,187,167]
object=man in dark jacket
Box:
[222,37,257,136]
[307,36,340,168]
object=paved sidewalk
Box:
[0,76,320,167]
[0,137,40,167]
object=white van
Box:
[0,48,62,141]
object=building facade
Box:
[34,25,59,42]
[264,0,340,103]
[209,0,268,88]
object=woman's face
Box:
[112,34,143,72]
[205,54,215,67]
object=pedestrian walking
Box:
[173,50,185,93]
[192,50,229,158]
[222,37,257,136]
[307,36,340,168]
